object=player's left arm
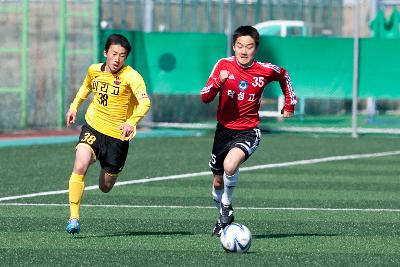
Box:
[266,64,297,118]
[120,74,151,140]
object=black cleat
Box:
[219,204,234,225]
[212,220,223,237]
[211,204,234,237]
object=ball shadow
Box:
[74,231,192,239]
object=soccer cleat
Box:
[66,218,80,235]
[212,204,234,237]
[212,220,224,237]
[219,203,234,226]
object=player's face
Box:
[233,36,257,66]
[104,44,127,73]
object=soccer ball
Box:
[219,223,252,253]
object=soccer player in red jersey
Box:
[201,25,297,237]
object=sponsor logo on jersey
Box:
[114,75,121,85]
[137,91,148,100]
[238,80,248,91]
[228,74,235,80]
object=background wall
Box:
[1,0,399,130]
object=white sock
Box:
[212,186,223,209]
[221,170,239,206]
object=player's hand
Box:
[282,110,294,118]
[66,109,77,127]
[219,70,230,84]
[119,123,135,140]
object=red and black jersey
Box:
[201,56,297,130]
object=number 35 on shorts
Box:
[80,132,97,145]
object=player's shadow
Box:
[253,233,337,239]
[74,231,192,239]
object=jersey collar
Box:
[235,57,255,69]
[101,63,125,74]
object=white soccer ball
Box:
[219,223,252,253]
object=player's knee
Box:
[99,171,118,193]
[223,162,238,176]
[213,176,224,189]
[223,157,240,176]
[99,182,114,193]
[99,185,111,193]
[73,161,88,175]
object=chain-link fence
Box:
[1,0,399,132]
[0,0,97,131]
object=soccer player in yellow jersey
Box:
[65,34,151,234]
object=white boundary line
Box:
[0,150,399,202]
[268,126,400,134]
[1,203,400,213]
[144,122,400,134]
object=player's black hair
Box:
[232,26,260,48]
[104,34,132,57]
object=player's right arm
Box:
[201,60,229,103]
[66,69,92,127]
[65,109,77,127]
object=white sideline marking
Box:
[145,122,400,134]
[0,150,399,202]
[270,126,400,135]
[1,202,400,213]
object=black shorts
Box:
[77,124,129,175]
[209,123,261,175]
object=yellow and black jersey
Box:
[70,63,151,140]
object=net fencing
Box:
[0,0,97,131]
[1,0,399,135]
